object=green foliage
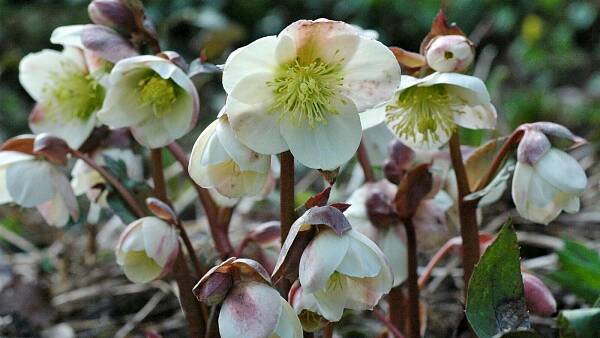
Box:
[550,239,600,304]
[466,221,531,338]
[557,308,600,338]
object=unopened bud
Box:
[146,197,177,223]
[33,133,70,166]
[517,129,551,165]
[425,35,474,73]
[193,272,233,305]
[523,272,557,316]
[384,139,414,184]
[365,191,398,229]
[88,0,136,33]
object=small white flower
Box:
[0,150,78,227]
[425,35,474,73]
[116,217,179,283]
[189,115,271,198]
[298,228,393,321]
[218,281,303,338]
[222,19,401,169]
[98,54,199,148]
[19,26,105,149]
[512,148,587,224]
[362,72,497,150]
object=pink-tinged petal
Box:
[50,166,79,221]
[299,229,350,293]
[19,50,71,102]
[223,36,279,94]
[6,160,55,207]
[273,296,304,338]
[141,217,178,267]
[534,149,587,194]
[29,104,96,149]
[341,273,389,310]
[36,193,70,227]
[226,79,288,155]
[280,98,361,170]
[216,117,270,173]
[340,38,401,112]
[218,282,282,338]
[279,19,359,65]
[336,231,381,278]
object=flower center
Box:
[137,73,178,117]
[43,68,104,121]
[267,57,344,128]
[326,271,344,291]
[385,84,460,144]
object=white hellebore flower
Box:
[362,72,497,150]
[19,26,105,149]
[189,115,271,198]
[298,228,393,321]
[116,217,179,283]
[425,35,474,73]
[219,281,302,338]
[98,54,199,148]
[223,19,401,170]
[0,150,78,227]
[512,148,587,225]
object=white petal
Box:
[447,86,497,130]
[380,228,408,286]
[359,104,387,130]
[336,231,381,278]
[121,251,163,283]
[218,282,282,338]
[563,196,580,213]
[120,221,145,253]
[97,69,150,128]
[340,38,401,112]
[386,110,453,150]
[189,120,226,187]
[50,25,85,49]
[280,99,361,170]
[419,72,491,102]
[206,161,269,198]
[36,193,70,227]
[346,229,393,291]
[6,160,55,207]
[50,166,79,221]
[30,105,96,149]
[341,274,388,311]
[19,50,72,101]
[273,296,304,338]
[223,36,279,94]
[142,217,178,267]
[311,286,347,322]
[216,118,270,173]
[0,168,12,204]
[299,229,350,293]
[226,76,288,155]
[361,123,395,165]
[534,149,587,194]
[0,151,34,169]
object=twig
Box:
[323,322,334,338]
[357,140,376,182]
[70,149,146,218]
[114,291,166,338]
[403,218,420,338]
[279,151,296,244]
[418,238,459,290]
[388,286,406,336]
[373,308,406,338]
[175,220,205,278]
[474,129,524,192]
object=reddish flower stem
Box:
[323,322,334,338]
[357,140,376,182]
[373,308,406,338]
[418,238,459,290]
[279,151,296,244]
[474,129,525,192]
[167,142,234,258]
[388,286,406,336]
[448,133,480,290]
[403,218,420,338]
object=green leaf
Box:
[106,190,136,224]
[549,239,600,304]
[466,221,530,338]
[557,308,600,338]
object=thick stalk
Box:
[167,142,234,257]
[70,149,145,218]
[388,286,406,336]
[151,147,206,335]
[323,322,334,338]
[448,133,480,289]
[357,140,376,182]
[279,151,296,244]
[403,219,420,338]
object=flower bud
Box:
[88,0,137,33]
[425,35,474,73]
[383,139,414,184]
[523,272,557,316]
[517,130,551,165]
[116,217,179,283]
[33,133,70,166]
[193,272,233,306]
[365,191,398,229]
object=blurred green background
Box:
[1,0,599,143]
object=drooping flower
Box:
[424,35,474,73]
[98,54,199,148]
[0,146,79,227]
[273,206,393,322]
[222,19,401,169]
[116,216,179,283]
[194,258,303,338]
[362,72,496,150]
[189,113,271,198]
[19,26,106,149]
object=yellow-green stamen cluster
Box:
[137,73,178,117]
[43,69,104,121]
[327,271,344,291]
[267,57,344,128]
[385,84,460,144]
